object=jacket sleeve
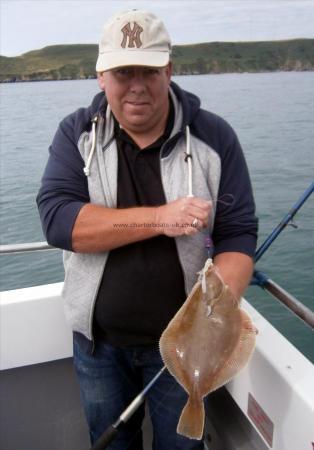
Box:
[36,115,90,250]
[212,119,258,258]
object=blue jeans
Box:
[73,333,204,450]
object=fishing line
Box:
[200,193,235,255]
[214,193,235,207]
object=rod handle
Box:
[91,425,118,450]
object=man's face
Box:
[98,64,172,134]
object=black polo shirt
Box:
[94,101,186,346]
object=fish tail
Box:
[177,396,204,440]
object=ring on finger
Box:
[192,217,198,227]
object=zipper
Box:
[88,258,108,355]
[87,115,114,353]
[102,134,115,152]
[160,132,183,158]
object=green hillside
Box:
[1,39,313,82]
[0,45,97,82]
[172,39,314,74]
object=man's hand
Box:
[155,197,212,237]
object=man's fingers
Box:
[180,197,211,210]
[184,225,199,236]
[182,201,211,229]
[190,217,207,229]
[155,196,212,237]
[186,207,209,224]
[195,199,212,211]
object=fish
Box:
[159,258,257,440]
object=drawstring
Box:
[83,116,98,177]
[185,125,215,259]
[185,125,193,197]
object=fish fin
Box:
[208,309,257,393]
[177,396,204,440]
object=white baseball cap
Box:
[96,10,171,72]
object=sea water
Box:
[0,72,313,361]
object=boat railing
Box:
[1,240,314,329]
[0,241,55,254]
[252,270,314,328]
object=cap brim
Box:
[96,50,169,72]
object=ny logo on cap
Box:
[121,22,143,48]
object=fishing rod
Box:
[91,182,314,450]
[91,366,166,449]
[254,181,314,263]
[252,181,314,328]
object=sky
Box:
[1,0,314,56]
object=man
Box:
[37,9,258,450]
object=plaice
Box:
[159,259,257,440]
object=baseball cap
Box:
[96,10,171,72]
